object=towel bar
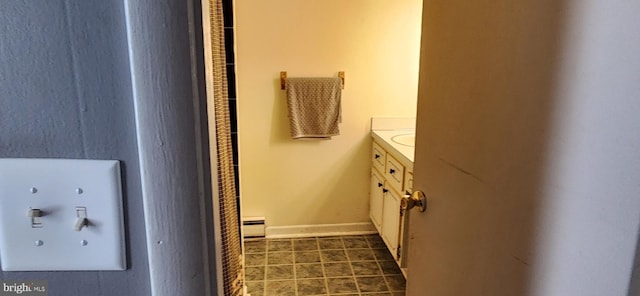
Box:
[280,71,345,90]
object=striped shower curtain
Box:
[203,0,242,295]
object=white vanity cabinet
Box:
[369,138,412,264]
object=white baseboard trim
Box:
[265,222,377,239]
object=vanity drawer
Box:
[371,141,386,174]
[385,154,405,193]
[404,171,413,194]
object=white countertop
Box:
[371,129,415,168]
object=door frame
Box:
[125,0,223,295]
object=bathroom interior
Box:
[0,0,637,295]
[223,0,423,295]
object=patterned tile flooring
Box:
[244,234,406,296]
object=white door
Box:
[405,1,640,295]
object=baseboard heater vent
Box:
[242,217,265,238]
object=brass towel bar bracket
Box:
[280,71,345,90]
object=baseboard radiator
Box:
[242,217,266,238]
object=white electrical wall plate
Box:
[0,158,126,271]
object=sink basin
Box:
[391,134,415,147]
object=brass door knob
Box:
[401,190,427,212]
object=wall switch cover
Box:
[0,158,126,271]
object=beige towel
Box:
[285,77,342,139]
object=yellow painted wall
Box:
[235,0,422,227]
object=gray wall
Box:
[0,1,150,295]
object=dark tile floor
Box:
[244,234,406,296]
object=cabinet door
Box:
[381,188,401,260]
[369,170,385,232]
